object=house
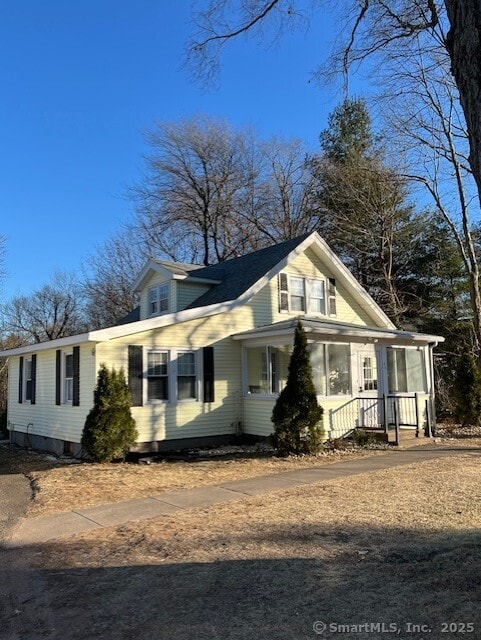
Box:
[0,232,444,456]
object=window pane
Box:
[247,347,269,394]
[290,296,305,312]
[269,345,292,394]
[178,352,195,376]
[178,376,196,400]
[148,377,168,401]
[387,349,407,393]
[328,344,351,395]
[406,350,426,392]
[65,354,73,379]
[308,344,327,396]
[148,352,167,376]
[159,284,169,312]
[177,352,196,400]
[290,277,304,295]
[311,280,324,297]
[150,288,158,314]
[65,378,73,402]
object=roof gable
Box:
[1,232,397,355]
[183,232,395,329]
[184,235,311,310]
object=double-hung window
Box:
[310,279,325,314]
[177,351,197,400]
[147,351,169,401]
[25,358,33,402]
[64,354,73,403]
[279,273,334,316]
[149,283,169,316]
[146,349,198,402]
[290,277,306,312]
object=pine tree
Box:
[81,364,138,462]
[271,320,324,455]
[454,348,481,427]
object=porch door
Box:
[358,349,381,427]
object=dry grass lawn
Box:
[15,443,481,640]
[27,447,392,517]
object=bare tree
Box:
[247,137,322,242]
[82,227,146,329]
[2,272,86,344]
[132,115,264,266]
[187,0,481,349]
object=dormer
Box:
[132,259,222,320]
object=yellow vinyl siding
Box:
[7,344,97,444]
[245,250,376,327]
[96,309,250,443]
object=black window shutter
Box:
[279,273,289,312]
[55,350,61,405]
[128,345,143,406]
[18,356,24,404]
[72,346,80,406]
[31,354,37,405]
[203,346,215,403]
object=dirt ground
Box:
[2,437,481,640]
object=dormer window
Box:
[149,283,169,316]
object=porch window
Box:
[309,344,327,396]
[308,343,351,396]
[177,351,197,400]
[147,351,169,401]
[387,348,426,393]
[328,344,350,395]
[246,346,291,394]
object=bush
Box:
[271,320,324,455]
[81,364,138,462]
[351,428,378,446]
[454,348,481,427]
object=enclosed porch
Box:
[233,317,443,443]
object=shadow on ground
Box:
[2,523,481,640]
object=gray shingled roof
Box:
[185,234,310,310]
[151,260,204,277]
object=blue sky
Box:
[0,1,365,300]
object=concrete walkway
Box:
[7,444,475,547]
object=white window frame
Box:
[24,357,33,403]
[279,273,329,316]
[387,346,427,394]
[176,350,198,401]
[146,350,170,403]
[148,283,170,317]
[145,348,199,404]
[64,352,74,404]
[309,278,326,314]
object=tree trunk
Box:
[444,0,481,352]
